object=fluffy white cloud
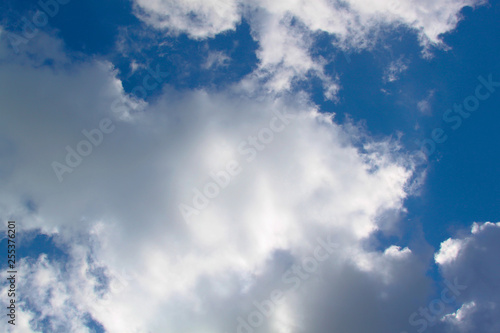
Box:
[133,0,241,39]
[1,254,98,333]
[1,11,496,331]
[133,0,485,46]
[435,222,500,333]
[132,0,486,96]
[0,30,434,333]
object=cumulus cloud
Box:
[0,3,495,330]
[0,30,435,333]
[435,222,500,333]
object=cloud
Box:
[132,0,242,39]
[1,254,97,332]
[417,90,436,115]
[203,50,231,69]
[132,0,486,96]
[435,222,500,333]
[384,56,410,83]
[1,3,495,330]
[133,0,485,47]
[0,31,431,333]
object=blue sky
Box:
[0,0,499,332]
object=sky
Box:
[0,0,499,332]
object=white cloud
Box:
[1,254,96,332]
[384,56,409,83]
[0,32,432,333]
[132,0,486,96]
[1,4,496,329]
[436,222,500,333]
[132,0,241,39]
[435,238,465,265]
[133,0,484,47]
[203,51,230,69]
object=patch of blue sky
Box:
[0,231,69,268]
[111,19,259,98]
